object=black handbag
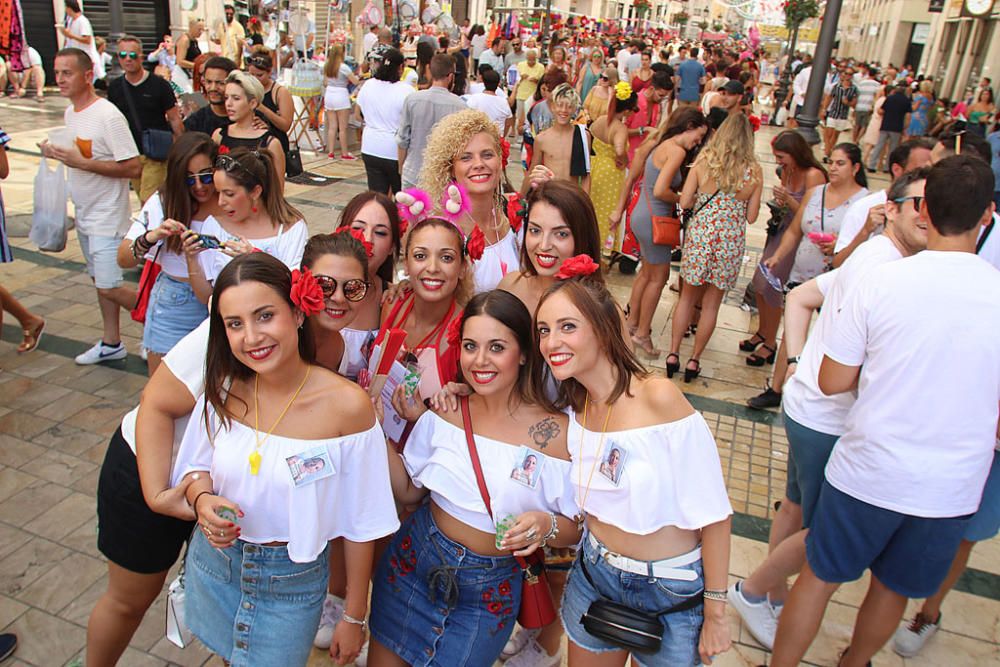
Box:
[286,145,304,177]
[578,556,702,654]
[120,78,174,161]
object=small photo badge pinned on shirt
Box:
[598,440,628,486]
[286,445,336,487]
[509,446,544,489]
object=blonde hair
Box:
[695,114,758,193]
[551,83,581,112]
[602,67,619,85]
[919,80,933,95]
[226,69,264,103]
[418,109,503,205]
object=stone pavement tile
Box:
[0,595,28,629]
[929,590,1000,644]
[969,537,1000,576]
[65,401,131,437]
[29,449,98,488]
[0,537,74,598]
[61,518,101,561]
[0,522,33,561]
[148,634,214,666]
[903,630,999,666]
[0,479,72,526]
[3,379,71,412]
[58,366,128,396]
[6,352,72,381]
[31,423,105,458]
[70,467,101,496]
[57,573,105,627]
[0,434,47,469]
[22,491,95,542]
[0,467,40,505]
[32,390,102,423]
[93,373,148,402]
[16,548,104,614]
[0,607,86,666]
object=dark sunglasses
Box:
[599,75,609,81]
[893,195,923,210]
[118,51,139,59]
[314,275,369,302]
[185,171,214,186]
[215,154,260,184]
[248,56,271,69]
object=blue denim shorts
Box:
[142,273,208,354]
[560,532,705,666]
[369,504,522,666]
[783,410,840,528]
[185,530,328,667]
[966,450,1000,542]
[807,480,971,598]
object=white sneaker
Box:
[75,341,126,365]
[501,626,540,660]
[140,345,148,361]
[313,593,345,649]
[728,581,778,650]
[353,641,368,666]
[505,639,560,667]
[893,612,941,658]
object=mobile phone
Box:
[197,234,223,249]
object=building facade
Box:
[921,0,999,102]
[839,0,935,69]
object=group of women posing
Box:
[86,107,734,667]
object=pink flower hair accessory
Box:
[555,254,599,280]
[290,267,326,316]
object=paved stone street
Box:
[0,95,998,666]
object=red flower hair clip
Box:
[398,218,409,236]
[748,114,762,132]
[466,226,486,262]
[348,228,375,258]
[446,316,463,350]
[506,195,527,233]
[500,138,511,170]
[290,267,326,316]
[555,254,599,280]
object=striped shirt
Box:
[855,78,881,112]
[826,83,858,120]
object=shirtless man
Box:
[522,83,590,194]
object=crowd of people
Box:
[1,3,1000,667]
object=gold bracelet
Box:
[703,590,728,603]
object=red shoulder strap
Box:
[461,396,493,519]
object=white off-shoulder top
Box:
[404,411,579,533]
[567,411,732,534]
[474,229,520,294]
[173,396,401,562]
[196,217,309,284]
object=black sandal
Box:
[739,332,765,352]
[684,358,701,383]
[665,353,680,378]
[746,343,776,367]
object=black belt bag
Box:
[578,556,703,654]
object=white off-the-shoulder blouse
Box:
[403,411,580,533]
[173,396,400,563]
[567,411,732,535]
[473,229,520,294]
[195,217,309,284]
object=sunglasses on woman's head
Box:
[313,275,370,302]
[248,56,270,69]
[215,154,261,184]
[185,171,215,186]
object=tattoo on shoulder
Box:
[528,417,560,449]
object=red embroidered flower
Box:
[390,557,399,568]
[498,580,511,596]
[400,559,414,574]
[388,573,396,583]
[466,226,486,261]
[555,254,600,280]
[400,536,412,550]
[347,228,375,258]
[290,267,325,316]
[487,601,503,614]
[218,144,230,155]
[409,555,417,565]
[446,316,463,350]
[482,590,493,602]
[500,138,511,169]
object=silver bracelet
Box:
[341,613,368,631]
[703,589,728,603]
[540,512,559,547]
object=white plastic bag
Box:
[30,158,69,252]
[775,105,789,126]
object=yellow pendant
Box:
[249,450,262,476]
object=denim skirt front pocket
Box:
[143,273,208,354]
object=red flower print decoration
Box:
[466,226,486,261]
[218,144,230,155]
[446,316,463,350]
[348,228,375,258]
[500,138,511,169]
[506,195,527,234]
[555,254,600,280]
[290,267,325,316]
[498,580,511,596]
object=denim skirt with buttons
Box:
[185,530,329,667]
[369,504,522,666]
[560,532,705,666]
[142,272,208,355]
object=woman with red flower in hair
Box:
[169,252,399,666]
[370,289,581,667]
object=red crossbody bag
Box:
[460,396,556,629]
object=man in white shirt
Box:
[728,169,930,650]
[58,0,104,82]
[770,155,1000,667]
[833,138,934,266]
[41,49,141,365]
[478,38,506,79]
[466,69,512,137]
[362,26,379,57]
[787,56,811,127]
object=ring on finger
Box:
[526,528,538,540]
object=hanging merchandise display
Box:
[358,0,384,27]
[398,0,418,22]
[422,1,443,24]
[0,0,27,67]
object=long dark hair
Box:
[159,132,218,253]
[659,107,711,178]
[521,181,604,281]
[771,130,827,180]
[455,290,547,409]
[535,279,648,413]
[336,192,402,285]
[216,147,303,228]
[833,142,868,188]
[204,253,317,430]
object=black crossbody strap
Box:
[119,77,144,137]
[978,220,995,254]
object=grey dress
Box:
[631,151,682,265]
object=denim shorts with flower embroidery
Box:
[370,503,522,666]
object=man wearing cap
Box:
[702,78,744,117]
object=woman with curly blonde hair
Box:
[666,113,762,382]
[418,109,519,293]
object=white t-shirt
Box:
[976,213,1000,271]
[196,217,308,284]
[363,32,378,56]
[356,79,413,160]
[65,15,105,79]
[792,66,811,107]
[124,195,205,278]
[783,235,903,435]
[64,98,139,237]
[120,318,210,454]
[834,190,887,253]
[823,251,1000,517]
[466,92,513,135]
[616,48,631,79]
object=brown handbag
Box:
[645,179,682,246]
[460,397,557,629]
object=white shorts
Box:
[825,117,851,132]
[324,87,351,111]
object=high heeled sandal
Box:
[631,334,661,359]
[665,353,680,378]
[683,358,701,383]
[746,343,776,367]
[739,332,766,352]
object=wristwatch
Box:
[787,356,800,365]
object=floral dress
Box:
[681,170,753,290]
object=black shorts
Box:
[97,427,194,574]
